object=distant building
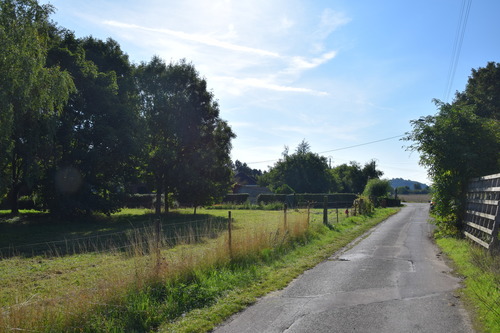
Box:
[233,172,257,185]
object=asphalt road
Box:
[213,203,474,333]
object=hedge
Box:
[222,193,250,204]
[257,193,357,208]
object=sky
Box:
[39,0,500,185]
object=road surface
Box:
[213,203,473,333]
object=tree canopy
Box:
[0,0,235,216]
[405,62,500,233]
[258,141,383,194]
[258,141,332,193]
[0,0,75,214]
[136,57,235,214]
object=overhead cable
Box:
[246,134,405,165]
[444,0,472,102]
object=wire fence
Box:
[0,216,228,258]
[0,209,314,332]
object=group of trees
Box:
[257,140,384,194]
[405,62,500,234]
[0,0,235,216]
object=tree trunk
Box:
[164,191,169,214]
[8,185,19,216]
[9,151,20,215]
[155,175,163,216]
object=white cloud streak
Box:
[104,20,281,58]
[215,76,329,96]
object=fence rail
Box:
[464,173,500,251]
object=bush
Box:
[257,193,357,208]
[257,194,288,205]
[363,179,391,198]
[293,193,357,208]
[222,193,250,204]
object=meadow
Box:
[0,206,398,332]
[397,193,432,203]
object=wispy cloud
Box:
[215,76,329,96]
[283,51,338,76]
[103,20,281,58]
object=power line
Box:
[246,134,405,165]
[317,134,405,154]
[444,0,472,102]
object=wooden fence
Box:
[463,173,500,252]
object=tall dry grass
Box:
[0,210,310,332]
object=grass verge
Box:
[435,238,500,333]
[158,208,399,333]
[0,207,398,332]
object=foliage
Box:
[136,57,235,214]
[40,32,142,216]
[455,61,500,120]
[0,2,235,217]
[256,193,357,208]
[363,178,391,199]
[258,140,332,193]
[256,194,288,205]
[405,63,500,234]
[274,183,295,194]
[0,0,75,214]
[330,160,384,193]
[222,193,250,205]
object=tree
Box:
[363,179,391,199]
[41,31,141,216]
[259,140,332,193]
[0,0,75,214]
[455,62,500,120]
[405,63,500,233]
[330,160,383,193]
[137,57,235,214]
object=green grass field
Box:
[397,193,432,203]
[0,207,398,332]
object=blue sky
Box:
[40,0,500,185]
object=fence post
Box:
[307,204,310,227]
[336,207,339,223]
[284,203,288,229]
[154,218,161,269]
[323,195,328,225]
[228,211,233,259]
[490,209,500,254]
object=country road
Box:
[213,203,474,333]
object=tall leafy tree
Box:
[42,31,141,216]
[330,160,383,194]
[259,140,332,193]
[405,62,500,233]
[0,0,75,214]
[406,101,499,232]
[455,61,500,120]
[137,57,234,214]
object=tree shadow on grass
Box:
[0,211,229,258]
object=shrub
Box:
[257,194,287,205]
[222,193,250,204]
[363,179,391,199]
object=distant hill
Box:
[389,178,429,190]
